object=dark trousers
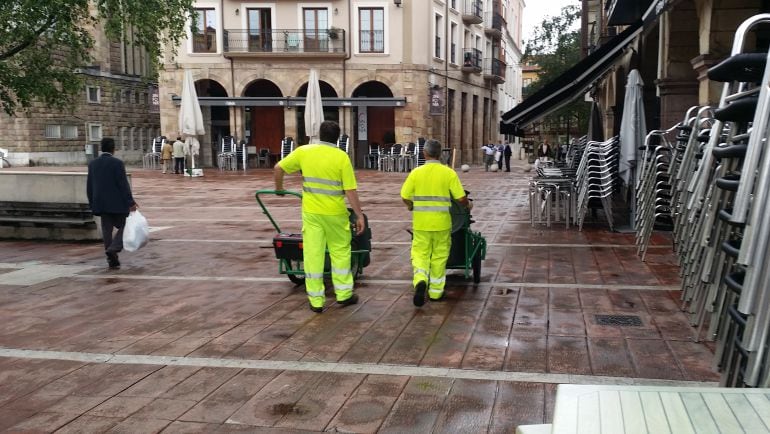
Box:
[497,158,503,170]
[174,157,184,173]
[100,213,127,254]
[504,155,511,171]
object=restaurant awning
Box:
[171,96,407,108]
[500,0,668,135]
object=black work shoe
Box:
[337,294,359,307]
[106,252,120,270]
[413,281,427,307]
[309,303,324,313]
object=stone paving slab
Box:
[0,161,717,432]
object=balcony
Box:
[461,48,482,73]
[462,0,483,25]
[483,57,506,84]
[223,29,346,58]
[484,12,505,39]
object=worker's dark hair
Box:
[100,137,116,153]
[424,139,442,158]
[319,121,341,143]
[177,137,182,141]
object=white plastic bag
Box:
[123,210,149,252]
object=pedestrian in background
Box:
[86,137,137,270]
[504,142,512,172]
[160,138,172,174]
[274,120,365,313]
[172,137,185,174]
[482,144,495,171]
[496,143,504,171]
[401,139,472,306]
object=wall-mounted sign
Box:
[430,87,444,116]
[357,110,368,138]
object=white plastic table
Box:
[551,384,770,434]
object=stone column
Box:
[284,108,296,142]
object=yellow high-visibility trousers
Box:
[302,211,354,308]
[411,229,451,299]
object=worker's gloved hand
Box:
[355,214,365,235]
[467,201,473,211]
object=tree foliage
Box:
[522,4,589,136]
[0,0,195,116]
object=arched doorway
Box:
[296,81,339,144]
[352,81,395,168]
[243,79,284,154]
[195,79,229,167]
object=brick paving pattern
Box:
[0,159,717,432]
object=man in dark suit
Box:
[503,142,512,172]
[87,137,137,269]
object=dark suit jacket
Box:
[87,153,135,216]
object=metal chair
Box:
[257,148,270,168]
[143,136,164,169]
[366,144,380,169]
[217,136,236,171]
[280,137,294,160]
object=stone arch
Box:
[242,79,283,97]
[351,80,394,98]
[351,80,395,168]
[348,75,397,97]
[242,79,285,154]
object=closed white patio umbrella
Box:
[178,70,205,175]
[619,69,646,187]
[304,69,324,143]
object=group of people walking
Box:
[481,142,512,172]
[274,120,471,312]
[87,120,473,314]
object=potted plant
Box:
[328,27,341,40]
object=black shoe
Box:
[309,303,324,313]
[337,294,359,307]
[106,252,120,270]
[413,281,427,307]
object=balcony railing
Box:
[462,0,483,24]
[483,57,506,83]
[223,29,346,55]
[484,11,505,38]
[462,48,482,72]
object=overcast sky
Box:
[522,0,581,43]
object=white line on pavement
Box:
[153,239,671,249]
[74,273,679,291]
[0,347,717,388]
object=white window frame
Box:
[434,11,444,61]
[86,85,101,103]
[87,123,103,142]
[296,2,334,29]
[354,2,389,56]
[449,20,458,65]
[240,2,277,33]
[45,124,61,139]
[188,2,221,55]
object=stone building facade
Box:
[159,0,523,168]
[0,19,160,167]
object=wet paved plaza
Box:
[0,159,718,432]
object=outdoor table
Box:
[551,384,770,434]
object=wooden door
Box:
[367,106,394,146]
[251,107,284,154]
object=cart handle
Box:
[255,189,302,233]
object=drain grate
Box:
[594,314,643,327]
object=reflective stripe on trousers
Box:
[411,229,451,299]
[302,211,353,308]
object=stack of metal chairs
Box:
[574,137,619,231]
[528,136,586,228]
[659,14,770,388]
[634,125,679,260]
[217,136,237,171]
[143,136,165,169]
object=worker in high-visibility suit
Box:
[274,121,365,313]
[401,139,471,306]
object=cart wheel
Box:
[288,274,305,285]
[472,254,481,284]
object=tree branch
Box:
[0,14,57,61]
